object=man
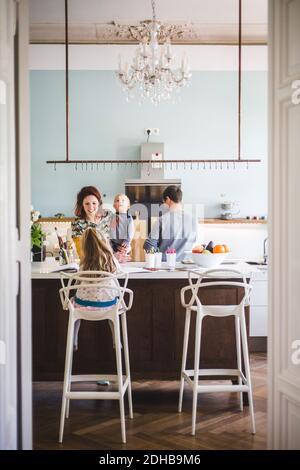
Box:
[143,185,197,261]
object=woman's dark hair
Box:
[75,186,102,218]
[163,185,182,203]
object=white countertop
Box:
[31,260,259,280]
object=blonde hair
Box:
[113,193,130,209]
[80,228,117,274]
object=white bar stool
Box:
[58,271,133,444]
[178,268,255,436]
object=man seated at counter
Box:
[143,185,197,261]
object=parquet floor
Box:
[33,353,267,450]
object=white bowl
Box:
[190,252,227,268]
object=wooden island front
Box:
[32,262,252,382]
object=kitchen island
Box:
[32,261,254,382]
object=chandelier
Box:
[116,0,191,105]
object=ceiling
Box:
[29,0,268,25]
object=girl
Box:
[73,228,121,352]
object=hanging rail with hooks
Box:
[46,0,261,168]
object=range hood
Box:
[125,143,181,204]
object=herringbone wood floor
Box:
[33,353,267,450]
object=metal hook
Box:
[227,161,229,169]
[97,163,99,171]
[190,162,193,170]
[210,162,212,170]
[54,163,56,171]
[91,163,93,170]
[86,162,88,171]
[111,162,113,170]
[247,161,249,169]
[75,162,77,171]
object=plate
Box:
[181,259,195,265]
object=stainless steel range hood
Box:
[125,143,181,205]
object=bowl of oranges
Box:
[190,242,230,268]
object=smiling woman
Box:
[71,186,113,257]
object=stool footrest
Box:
[70,374,127,383]
[195,384,249,393]
[182,369,248,391]
[184,368,243,377]
[66,391,120,400]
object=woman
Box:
[71,186,128,261]
[72,186,112,240]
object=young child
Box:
[110,193,135,255]
[73,228,120,352]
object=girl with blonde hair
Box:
[73,228,120,355]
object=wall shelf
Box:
[39,217,267,225]
[202,218,267,224]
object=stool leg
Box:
[240,311,256,434]
[65,343,74,419]
[59,315,75,443]
[179,308,191,412]
[114,315,126,443]
[121,311,133,419]
[192,312,202,436]
[235,316,243,411]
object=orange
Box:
[223,244,230,253]
[192,245,204,253]
[213,244,226,253]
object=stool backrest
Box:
[181,268,252,313]
[59,270,128,311]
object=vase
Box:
[32,244,46,262]
[166,252,177,269]
[145,253,155,269]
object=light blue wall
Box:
[30,70,267,217]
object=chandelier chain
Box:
[151,0,156,23]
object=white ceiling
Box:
[29,0,268,25]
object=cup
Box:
[155,252,162,268]
[145,253,155,268]
[166,252,177,269]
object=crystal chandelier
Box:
[117,0,191,105]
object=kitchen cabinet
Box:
[249,268,268,339]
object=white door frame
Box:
[0,0,32,450]
[268,0,300,450]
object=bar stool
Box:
[178,268,255,435]
[58,271,133,444]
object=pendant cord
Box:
[65,0,69,162]
[238,0,242,161]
